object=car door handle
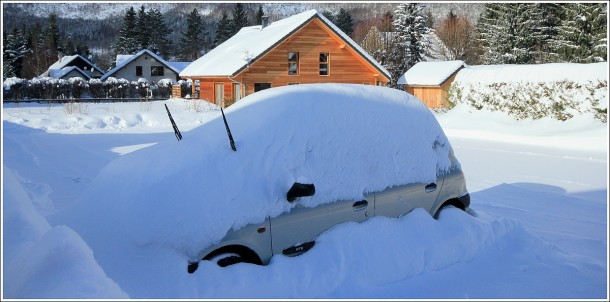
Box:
[425,183,437,193]
[353,200,368,211]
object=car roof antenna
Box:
[221,107,237,151]
[165,103,182,141]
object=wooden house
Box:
[397,60,464,109]
[101,49,190,83]
[41,54,104,80]
[179,9,391,107]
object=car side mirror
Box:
[287,182,315,202]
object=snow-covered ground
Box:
[2,90,608,298]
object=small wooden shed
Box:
[397,60,464,109]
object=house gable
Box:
[101,49,181,82]
[184,10,391,105]
[180,10,389,81]
[237,19,388,93]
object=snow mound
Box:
[2,167,128,299]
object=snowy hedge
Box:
[2,77,179,101]
[449,80,607,122]
[448,63,608,122]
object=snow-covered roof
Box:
[166,62,191,72]
[180,9,390,79]
[49,66,91,80]
[397,60,464,86]
[454,62,609,84]
[115,55,133,67]
[101,49,181,81]
[42,54,104,78]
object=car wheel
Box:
[204,247,262,267]
[433,204,456,220]
[210,252,243,267]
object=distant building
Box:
[101,49,190,82]
[41,54,104,80]
[398,60,464,109]
[180,9,391,107]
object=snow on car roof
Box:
[179,9,390,79]
[67,84,456,258]
[397,60,464,86]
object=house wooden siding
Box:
[191,19,389,107]
[405,70,460,109]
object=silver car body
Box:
[192,166,469,268]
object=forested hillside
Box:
[3,2,606,81]
[2,2,483,77]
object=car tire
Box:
[433,204,456,220]
[205,248,261,267]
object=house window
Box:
[151,66,164,76]
[254,83,271,92]
[288,82,299,85]
[319,53,329,76]
[136,66,142,76]
[288,52,299,75]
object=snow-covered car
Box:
[65,83,468,275]
[180,84,470,272]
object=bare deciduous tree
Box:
[435,10,482,64]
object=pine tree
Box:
[179,8,208,61]
[230,3,249,36]
[44,13,60,53]
[136,5,150,51]
[43,12,61,69]
[335,8,354,36]
[387,3,430,87]
[75,42,91,58]
[556,3,607,63]
[21,23,48,78]
[146,8,170,56]
[3,28,28,78]
[530,3,564,63]
[214,11,232,47]
[478,3,537,64]
[321,10,335,24]
[255,4,265,25]
[114,6,139,56]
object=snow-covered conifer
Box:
[556,3,607,63]
[255,4,265,26]
[214,11,232,47]
[230,3,249,35]
[179,8,208,61]
[387,3,430,87]
[478,3,537,64]
[114,7,140,56]
[335,8,354,37]
[146,8,170,57]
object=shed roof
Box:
[180,9,390,79]
[397,60,464,86]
